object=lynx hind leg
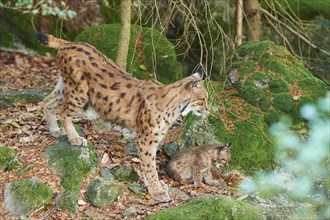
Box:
[59,79,89,146]
[43,74,64,137]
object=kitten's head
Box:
[213,143,232,168]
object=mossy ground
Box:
[145,195,264,220]
[43,135,98,212]
[228,40,327,124]
[75,24,182,84]
[5,177,53,215]
[0,146,19,171]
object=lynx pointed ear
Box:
[192,69,203,80]
[225,143,232,148]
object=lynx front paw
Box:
[69,136,88,146]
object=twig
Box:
[263,13,299,58]
[261,8,330,57]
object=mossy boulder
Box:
[43,136,98,212]
[4,177,53,216]
[227,40,327,124]
[0,146,20,171]
[86,177,125,208]
[145,195,264,220]
[110,165,139,182]
[0,89,48,108]
[75,24,182,84]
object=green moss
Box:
[264,109,283,124]
[56,190,79,213]
[146,195,264,220]
[44,136,98,212]
[0,146,16,170]
[110,166,139,182]
[268,79,289,93]
[228,40,327,126]
[8,177,53,211]
[75,24,182,84]
[273,93,295,113]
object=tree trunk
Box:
[116,0,131,70]
[244,0,261,41]
[235,0,244,46]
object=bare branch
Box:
[261,7,330,57]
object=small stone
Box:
[123,207,138,218]
[124,142,139,156]
[100,153,109,165]
[128,183,146,197]
[111,165,139,182]
[86,178,125,208]
[169,187,189,201]
[100,168,115,181]
[163,143,179,158]
[77,199,87,206]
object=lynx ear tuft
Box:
[192,69,203,79]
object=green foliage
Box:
[240,93,330,219]
[75,24,182,84]
[146,195,264,220]
[1,0,76,19]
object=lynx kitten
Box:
[166,143,231,187]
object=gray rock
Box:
[163,143,179,158]
[111,165,139,182]
[124,142,139,156]
[86,178,125,208]
[128,183,146,197]
[4,177,53,216]
[100,168,115,181]
[0,89,48,108]
[123,207,138,218]
[169,187,189,201]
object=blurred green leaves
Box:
[240,92,330,218]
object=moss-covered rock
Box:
[43,136,98,212]
[110,165,139,182]
[4,177,53,216]
[75,24,182,84]
[86,177,125,208]
[145,195,264,220]
[0,146,20,171]
[0,89,48,108]
[227,41,327,124]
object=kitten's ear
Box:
[191,69,203,80]
[225,143,232,148]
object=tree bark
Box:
[244,0,261,41]
[235,0,244,46]
[116,0,131,70]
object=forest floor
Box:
[0,50,241,219]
